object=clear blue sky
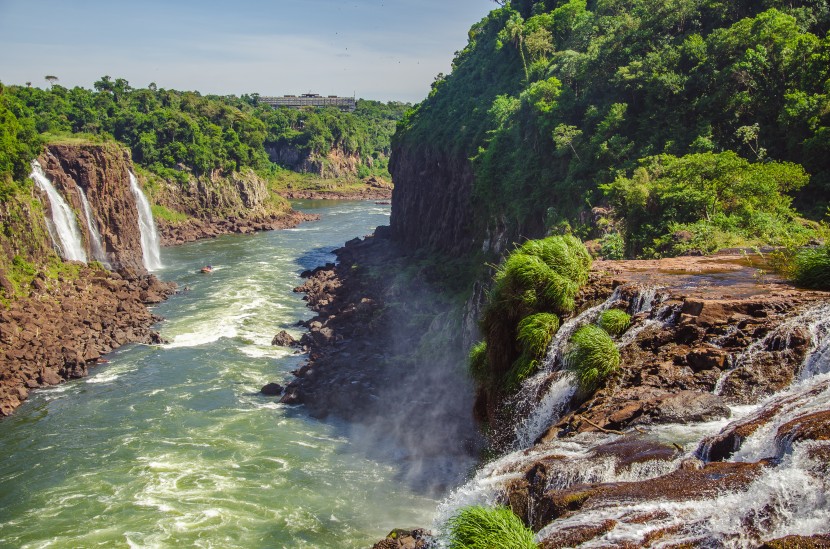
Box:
[0,0,494,103]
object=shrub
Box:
[599,232,625,259]
[446,505,537,549]
[598,309,631,337]
[792,245,830,289]
[564,325,620,391]
[517,312,560,357]
[479,235,591,390]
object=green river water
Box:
[0,201,437,548]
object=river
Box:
[0,200,437,548]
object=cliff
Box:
[1,142,175,416]
[142,169,317,245]
[266,144,363,179]
[389,146,479,255]
[40,143,147,274]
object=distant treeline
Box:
[396,0,830,257]
[0,77,408,185]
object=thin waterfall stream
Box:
[28,160,88,263]
[77,184,110,268]
[0,201,436,548]
[129,172,162,271]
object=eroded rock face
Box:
[0,266,175,416]
[146,169,319,245]
[40,144,147,273]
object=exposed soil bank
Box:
[0,266,175,416]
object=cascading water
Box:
[435,292,830,548]
[77,185,110,268]
[28,160,88,263]
[128,172,162,271]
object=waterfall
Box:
[128,172,162,271]
[29,160,87,263]
[77,185,110,268]
[434,292,830,548]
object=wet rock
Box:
[532,461,769,536]
[371,528,431,549]
[271,330,297,347]
[759,535,830,548]
[651,391,731,424]
[260,382,284,396]
[686,345,729,371]
[776,410,830,444]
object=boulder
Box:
[261,382,284,396]
[271,330,297,347]
[652,391,731,424]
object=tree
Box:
[500,13,528,80]
[44,75,58,87]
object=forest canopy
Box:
[396,0,830,257]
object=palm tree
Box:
[504,14,528,80]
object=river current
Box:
[0,201,436,548]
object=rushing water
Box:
[29,160,88,263]
[0,200,437,548]
[77,184,111,268]
[129,172,163,271]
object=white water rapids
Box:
[29,160,88,263]
[435,289,830,547]
[128,172,162,271]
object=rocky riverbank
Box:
[280,230,480,494]
[156,210,319,246]
[0,266,175,416]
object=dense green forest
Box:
[396,0,830,257]
[1,78,407,185]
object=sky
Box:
[0,0,494,103]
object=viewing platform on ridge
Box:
[258,93,356,112]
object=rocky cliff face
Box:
[40,143,147,274]
[147,168,316,245]
[389,145,478,255]
[266,144,362,179]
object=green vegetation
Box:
[475,235,591,389]
[446,505,537,549]
[598,309,631,337]
[792,245,830,290]
[602,152,814,256]
[395,0,830,258]
[564,325,621,391]
[4,81,407,182]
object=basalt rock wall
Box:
[40,143,147,274]
[389,145,478,255]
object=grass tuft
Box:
[598,309,631,337]
[446,505,537,549]
[517,313,560,358]
[564,325,620,391]
[469,341,489,383]
[792,245,830,290]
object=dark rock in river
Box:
[260,382,284,396]
[271,330,297,347]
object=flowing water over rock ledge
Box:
[377,254,830,548]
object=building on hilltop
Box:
[258,93,356,112]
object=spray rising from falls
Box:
[77,185,110,268]
[128,172,162,271]
[29,160,87,263]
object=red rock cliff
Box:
[40,143,148,274]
